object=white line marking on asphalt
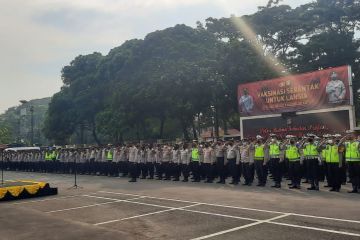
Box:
[86,194,260,222]
[85,195,174,209]
[270,222,360,237]
[98,191,284,214]
[94,203,202,226]
[287,213,360,224]
[11,195,85,205]
[190,214,291,240]
[181,209,259,222]
[98,191,360,224]
[45,196,144,213]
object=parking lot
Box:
[1,171,359,240]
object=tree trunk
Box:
[80,122,84,144]
[136,124,140,142]
[91,121,101,146]
[214,107,220,138]
[181,118,190,141]
[159,116,166,139]
[192,121,197,140]
[223,119,228,136]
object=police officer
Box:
[226,140,240,185]
[268,136,282,188]
[180,143,191,182]
[146,145,156,179]
[215,140,226,184]
[190,143,201,182]
[202,143,215,183]
[161,144,172,180]
[341,132,360,193]
[240,139,254,186]
[324,137,342,192]
[286,139,302,189]
[253,136,267,187]
[128,144,138,182]
[139,145,147,179]
[303,136,320,190]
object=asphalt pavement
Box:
[0,171,359,240]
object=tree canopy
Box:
[43,0,360,144]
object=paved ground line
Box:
[269,221,360,237]
[98,191,284,214]
[289,213,360,224]
[85,195,174,209]
[107,195,360,238]
[99,191,360,224]
[122,200,176,209]
[94,203,201,226]
[11,195,80,205]
[46,196,143,213]
[181,209,259,222]
[190,214,291,240]
[88,194,260,222]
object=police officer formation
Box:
[2,131,360,193]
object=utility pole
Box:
[19,100,34,145]
[30,106,34,145]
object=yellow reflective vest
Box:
[45,152,52,161]
[345,142,360,162]
[106,151,113,161]
[285,145,300,161]
[325,145,339,163]
[269,144,280,158]
[191,148,199,162]
[303,144,318,159]
[254,144,265,160]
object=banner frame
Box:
[240,106,355,139]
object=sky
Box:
[0,0,311,113]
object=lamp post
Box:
[19,100,34,146]
[30,106,34,145]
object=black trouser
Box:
[146,162,155,178]
[45,160,54,172]
[171,163,180,180]
[84,162,90,174]
[120,161,129,176]
[156,163,163,179]
[302,159,309,181]
[271,158,282,185]
[140,163,148,178]
[216,157,226,182]
[323,162,329,183]
[289,161,301,186]
[227,158,240,183]
[348,162,360,190]
[308,158,319,187]
[268,158,274,177]
[162,162,171,179]
[129,162,138,181]
[88,158,96,174]
[327,163,341,190]
[318,162,325,181]
[202,163,214,182]
[283,159,289,179]
[254,160,267,185]
[200,163,206,180]
[340,162,347,184]
[242,162,254,184]
[190,161,200,181]
[182,164,190,180]
[106,161,116,176]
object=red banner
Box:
[238,66,351,116]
